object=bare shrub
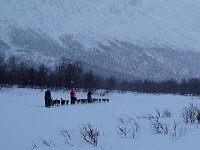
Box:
[155,108,172,118]
[170,121,187,141]
[142,113,155,119]
[142,109,172,120]
[181,103,200,123]
[38,137,55,147]
[60,128,74,146]
[171,121,179,138]
[155,109,161,118]
[31,140,37,149]
[150,117,168,134]
[163,109,172,118]
[116,115,140,139]
[118,125,130,138]
[79,123,100,146]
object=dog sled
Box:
[50,98,110,107]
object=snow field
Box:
[0,88,200,150]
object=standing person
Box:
[87,89,92,103]
[44,90,51,108]
[70,88,76,104]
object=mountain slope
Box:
[0,0,200,80]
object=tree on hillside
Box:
[66,62,82,88]
[105,76,117,90]
[37,64,47,88]
[0,57,6,88]
[27,67,37,88]
[17,61,28,87]
[83,71,94,89]
[7,56,18,85]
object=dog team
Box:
[44,88,109,108]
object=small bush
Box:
[155,108,172,118]
[181,103,200,123]
[162,109,172,118]
[170,120,187,141]
[150,117,168,134]
[79,123,100,146]
[60,128,74,146]
[116,115,140,139]
[38,137,55,147]
[31,140,37,149]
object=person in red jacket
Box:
[70,88,76,104]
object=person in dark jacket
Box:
[44,90,52,107]
[87,89,92,103]
[70,88,76,104]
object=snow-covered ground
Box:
[0,87,200,150]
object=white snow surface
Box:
[1,87,200,150]
[1,0,200,51]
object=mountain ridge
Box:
[0,0,200,80]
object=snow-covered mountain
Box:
[1,0,200,80]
